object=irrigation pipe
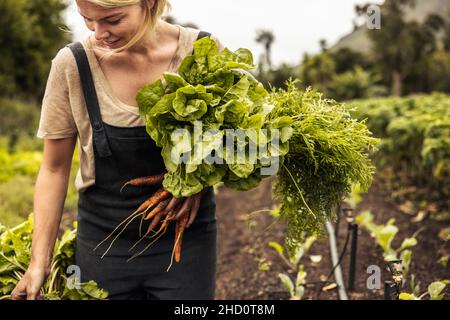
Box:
[325,221,348,300]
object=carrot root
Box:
[93,210,142,253]
[127,226,168,262]
[98,212,144,259]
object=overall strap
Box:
[193,31,212,54]
[67,42,112,158]
[67,31,211,157]
[197,31,212,40]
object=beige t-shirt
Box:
[37,25,224,193]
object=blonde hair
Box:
[86,0,172,58]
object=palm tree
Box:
[255,29,275,71]
[319,39,328,52]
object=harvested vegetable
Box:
[268,81,378,252]
[0,215,108,300]
[97,37,378,262]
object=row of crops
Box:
[0,148,80,227]
[347,93,450,199]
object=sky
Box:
[65,0,384,67]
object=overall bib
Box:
[69,31,217,300]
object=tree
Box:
[327,66,387,101]
[297,52,336,93]
[445,20,450,51]
[0,0,70,102]
[254,63,297,90]
[255,29,275,71]
[330,48,371,74]
[356,0,417,96]
[423,51,450,93]
[356,0,446,96]
[319,39,328,52]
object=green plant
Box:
[137,37,293,198]
[347,93,450,201]
[327,66,386,101]
[343,183,364,209]
[0,215,108,300]
[268,235,316,300]
[438,255,449,268]
[400,280,449,300]
[270,82,378,251]
[0,146,79,227]
[356,210,418,282]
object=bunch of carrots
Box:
[94,173,205,270]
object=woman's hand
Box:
[11,263,49,300]
[119,174,208,263]
[120,174,206,228]
[164,189,206,228]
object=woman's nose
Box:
[93,23,110,41]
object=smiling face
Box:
[76,0,146,49]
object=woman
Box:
[11,0,224,300]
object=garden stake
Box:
[384,281,399,300]
[384,260,403,300]
[348,222,358,291]
[344,208,358,291]
[387,260,403,287]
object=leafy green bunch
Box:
[137,37,292,197]
[0,216,108,300]
[137,38,377,252]
[269,82,378,251]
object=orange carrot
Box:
[143,210,165,238]
[144,198,171,220]
[152,208,177,237]
[144,201,182,239]
[174,213,190,263]
[133,187,170,215]
[120,173,165,193]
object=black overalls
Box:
[69,31,217,300]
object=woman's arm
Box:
[11,136,77,300]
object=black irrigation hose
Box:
[325,226,351,282]
[316,225,351,298]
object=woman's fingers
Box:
[144,188,206,230]
[172,197,194,221]
[164,196,184,214]
[11,267,46,300]
[11,282,27,300]
[186,193,202,228]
